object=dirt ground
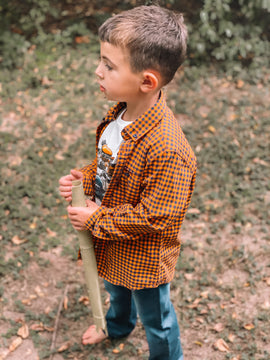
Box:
[1,216,269,360]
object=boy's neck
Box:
[122,91,160,122]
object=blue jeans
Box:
[104,280,183,360]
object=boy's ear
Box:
[140,70,161,92]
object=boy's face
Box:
[95,42,143,102]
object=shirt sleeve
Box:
[79,158,97,197]
[84,152,195,240]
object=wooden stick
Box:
[71,180,107,334]
[49,284,69,360]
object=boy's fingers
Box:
[59,185,72,192]
[64,177,73,183]
[67,205,80,214]
[67,205,74,213]
[70,169,83,179]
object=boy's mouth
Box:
[99,85,105,92]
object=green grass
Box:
[0,39,270,359]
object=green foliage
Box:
[0,0,91,68]
[188,0,270,78]
[0,32,30,68]
[0,0,269,78]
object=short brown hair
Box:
[98,5,188,85]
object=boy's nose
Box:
[95,65,103,79]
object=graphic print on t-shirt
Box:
[94,108,130,206]
[95,139,117,205]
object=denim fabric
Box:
[104,280,183,360]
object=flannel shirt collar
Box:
[102,91,166,142]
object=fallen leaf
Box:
[262,300,270,309]
[112,348,120,354]
[188,207,200,214]
[63,295,68,310]
[198,105,210,118]
[30,323,44,331]
[44,306,51,314]
[196,317,204,324]
[229,113,237,121]
[119,343,125,350]
[200,291,209,298]
[29,222,37,229]
[0,349,10,360]
[35,286,44,297]
[221,81,230,88]
[11,235,28,245]
[9,155,23,167]
[213,323,224,333]
[21,298,32,306]
[46,228,57,237]
[188,298,201,309]
[75,35,90,44]
[232,312,239,319]
[228,333,235,343]
[9,337,23,352]
[208,125,216,133]
[207,303,217,310]
[253,157,268,166]
[41,76,53,87]
[184,273,193,280]
[55,152,65,160]
[58,341,70,352]
[236,79,244,88]
[17,323,29,339]
[194,340,203,346]
[78,296,89,305]
[243,323,255,330]
[213,338,230,352]
[200,309,208,314]
[44,326,54,332]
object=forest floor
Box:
[0,36,269,360]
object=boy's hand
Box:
[59,169,83,202]
[67,200,99,231]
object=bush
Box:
[0,0,269,79]
[188,0,270,78]
[0,31,30,68]
[0,0,57,68]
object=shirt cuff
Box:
[84,205,107,231]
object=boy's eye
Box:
[105,63,113,71]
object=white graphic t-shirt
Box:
[95,109,131,205]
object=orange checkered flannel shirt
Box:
[80,92,197,290]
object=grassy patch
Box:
[0,38,270,360]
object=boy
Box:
[59,5,197,360]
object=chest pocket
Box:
[117,166,142,205]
